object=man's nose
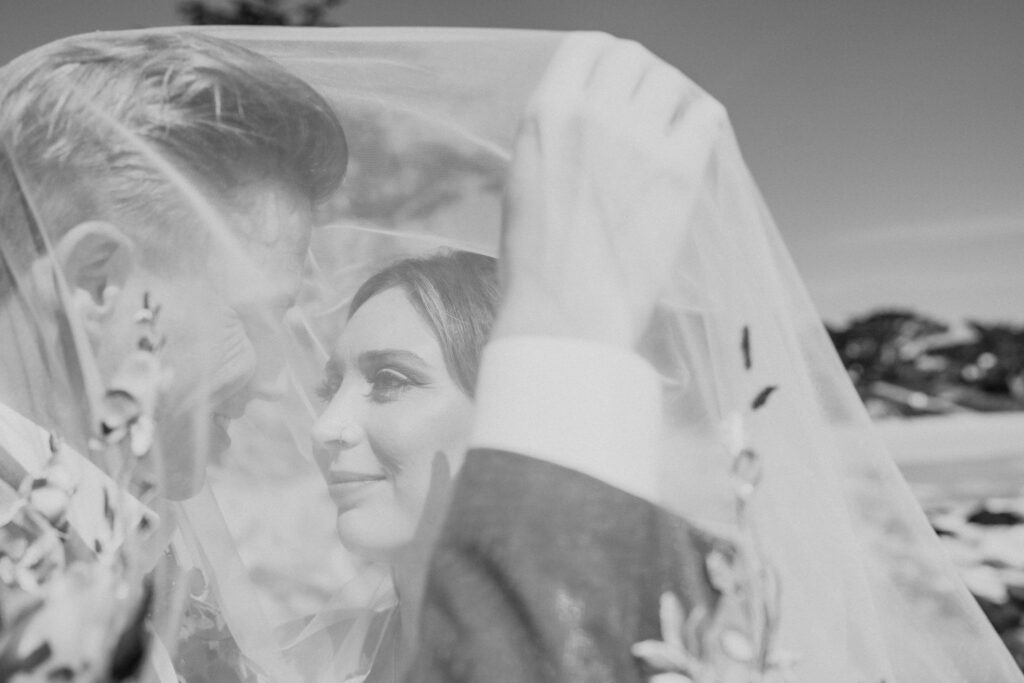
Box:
[250,363,289,402]
[246,315,290,402]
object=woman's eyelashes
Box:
[367,367,417,403]
[317,356,430,404]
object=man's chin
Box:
[163,467,205,501]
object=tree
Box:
[961,322,1024,399]
[831,309,947,389]
[178,0,347,26]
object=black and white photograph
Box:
[1,1,1022,681]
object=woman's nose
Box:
[312,388,366,449]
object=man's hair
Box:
[0,31,347,294]
[349,251,500,397]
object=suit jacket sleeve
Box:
[407,448,718,683]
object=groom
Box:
[0,31,356,682]
[0,32,347,511]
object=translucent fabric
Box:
[1,25,1020,683]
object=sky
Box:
[1,0,1022,325]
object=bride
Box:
[1,25,1020,683]
[301,250,500,680]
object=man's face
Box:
[107,186,312,499]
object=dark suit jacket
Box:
[407,449,719,683]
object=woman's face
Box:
[312,287,474,560]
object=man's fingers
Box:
[632,61,694,132]
[587,39,654,102]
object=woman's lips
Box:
[327,471,387,484]
[326,471,387,510]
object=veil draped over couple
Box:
[0,25,1019,683]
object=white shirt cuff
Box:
[470,336,662,503]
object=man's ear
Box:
[54,221,134,333]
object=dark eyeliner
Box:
[366,367,424,403]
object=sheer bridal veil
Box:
[0,26,1019,682]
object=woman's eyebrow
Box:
[359,349,430,370]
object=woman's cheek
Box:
[366,411,422,474]
[371,397,466,509]
[371,397,449,468]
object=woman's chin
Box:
[335,510,411,562]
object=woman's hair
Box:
[349,251,500,397]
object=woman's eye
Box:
[368,368,413,403]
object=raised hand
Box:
[495,32,726,349]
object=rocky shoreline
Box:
[927,498,1024,669]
